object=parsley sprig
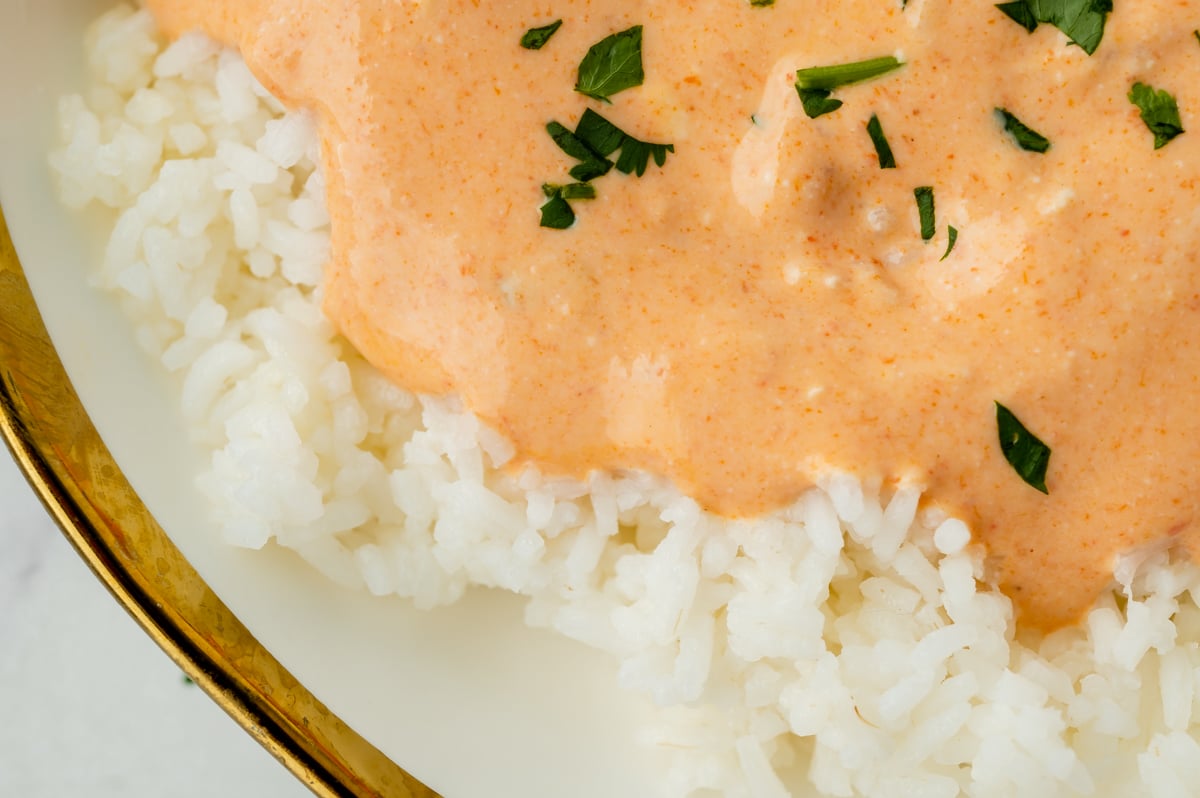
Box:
[576,109,675,176]
[795,57,906,90]
[547,112,675,182]
[546,112,674,179]
[541,112,674,227]
[794,56,905,119]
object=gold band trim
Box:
[0,205,438,798]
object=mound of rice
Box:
[50,6,1200,797]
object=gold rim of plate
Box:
[0,204,439,798]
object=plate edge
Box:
[0,203,440,798]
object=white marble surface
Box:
[0,443,311,797]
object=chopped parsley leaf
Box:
[542,182,597,200]
[541,111,674,227]
[520,20,563,50]
[574,109,627,156]
[866,114,897,168]
[995,401,1052,494]
[914,186,935,242]
[546,121,613,181]
[1128,82,1185,149]
[546,121,602,162]
[575,26,645,102]
[568,159,611,182]
[539,189,576,229]
[794,57,904,118]
[941,225,959,260]
[995,0,1112,55]
[797,88,843,119]
[996,108,1051,153]
[575,109,674,176]
[750,0,775,5]
[996,1,1038,32]
[615,138,675,176]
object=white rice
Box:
[50,6,1200,797]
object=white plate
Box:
[0,2,666,795]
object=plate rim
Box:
[0,202,439,798]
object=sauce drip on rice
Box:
[144,0,1200,630]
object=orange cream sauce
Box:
[145,0,1200,630]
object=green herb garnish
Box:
[573,109,627,156]
[1128,82,1185,149]
[914,186,935,242]
[539,189,576,229]
[941,225,959,260]
[541,25,673,227]
[520,20,563,50]
[996,1,1039,32]
[545,122,603,163]
[750,0,776,5]
[795,56,905,91]
[1194,29,1200,46]
[866,114,896,168]
[542,182,597,200]
[797,89,843,119]
[615,138,675,176]
[575,26,645,102]
[546,121,613,181]
[575,108,674,176]
[995,0,1112,55]
[995,401,1052,493]
[996,108,1051,153]
[541,111,673,227]
[794,57,904,119]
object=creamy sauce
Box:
[145,0,1200,630]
